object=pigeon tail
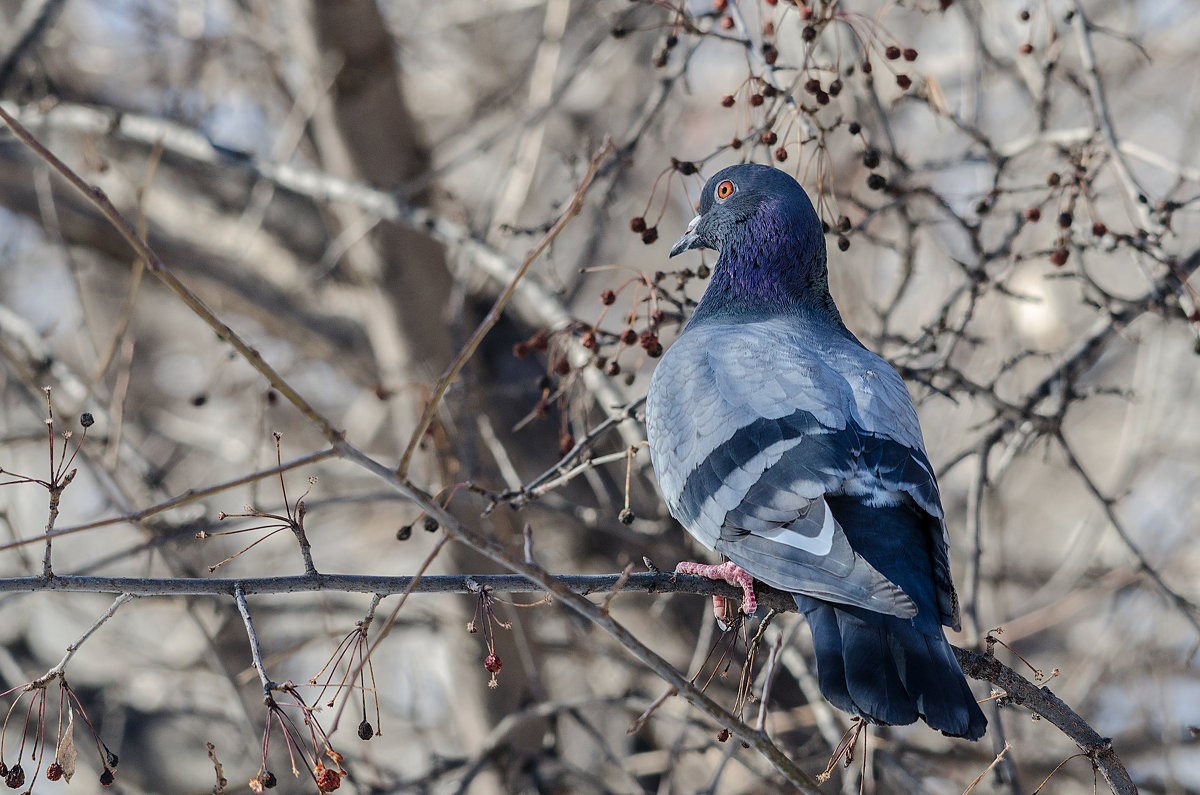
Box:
[795,595,987,740]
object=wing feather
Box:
[646,317,958,625]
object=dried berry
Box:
[620,328,638,345]
[581,330,597,350]
[863,149,881,169]
[610,26,627,38]
[1018,42,1034,55]
[847,121,862,135]
[628,216,646,233]
[484,653,503,673]
[903,48,918,61]
[512,342,530,359]
[719,15,733,30]
[815,90,830,105]
[748,93,764,106]
[828,79,843,96]
[358,720,374,740]
[837,235,850,251]
[673,158,698,175]
[396,524,412,541]
[896,74,912,90]
[618,508,635,525]
[1047,171,1061,186]
[5,764,23,789]
[651,308,666,324]
[774,147,788,162]
[315,764,341,792]
[1050,248,1069,266]
[837,216,852,233]
[713,0,728,10]
[1024,207,1042,222]
[605,360,621,377]
[867,174,887,191]
[761,131,777,145]
[720,94,735,108]
[261,770,278,788]
[554,358,571,376]
[1092,221,1108,236]
[717,728,732,742]
[47,762,63,781]
[1019,9,1031,21]
[696,264,711,279]
[802,25,817,41]
[638,330,659,351]
[1057,212,1073,228]
[885,45,901,60]
[804,78,821,95]
[861,60,873,74]
[80,412,95,428]
[763,45,778,65]
[730,137,743,150]
[423,516,439,533]
[641,227,659,245]
[99,768,113,787]
[531,333,549,353]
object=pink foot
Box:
[675,560,758,619]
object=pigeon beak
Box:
[669,214,704,258]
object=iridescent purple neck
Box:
[688,199,839,327]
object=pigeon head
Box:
[671,164,834,322]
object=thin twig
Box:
[397,137,614,476]
[29,593,135,687]
[1055,430,1200,634]
[328,534,449,733]
[0,103,344,443]
[755,634,784,734]
[234,584,275,700]
[0,447,337,554]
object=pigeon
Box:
[645,163,986,740]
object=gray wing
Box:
[646,317,954,623]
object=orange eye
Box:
[715,180,735,200]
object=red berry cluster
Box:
[1020,163,1109,267]
[251,688,346,794]
[0,679,120,792]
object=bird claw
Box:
[675,560,758,619]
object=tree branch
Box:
[0,569,1138,793]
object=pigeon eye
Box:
[715,180,735,201]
